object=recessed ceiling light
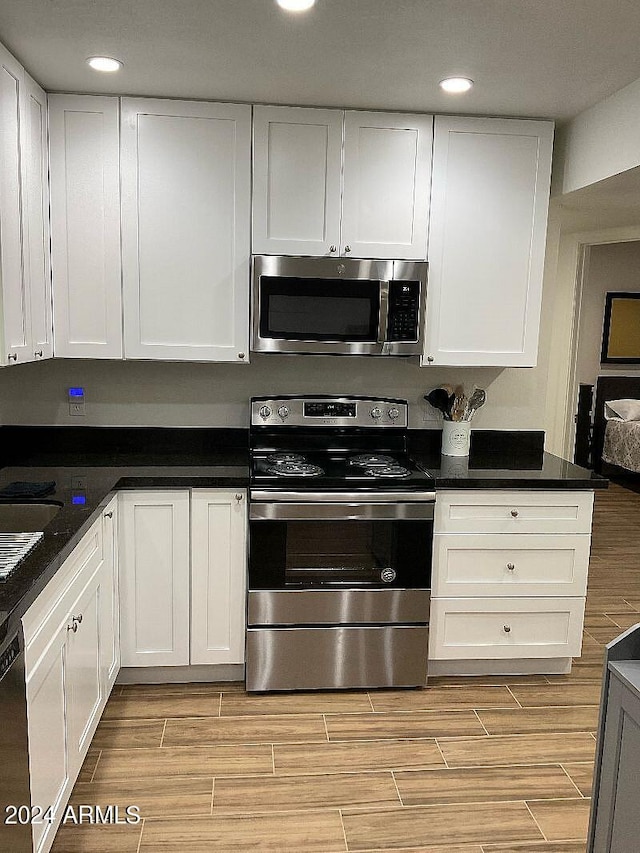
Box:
[276,0,316,12]
[87,56,123,73]
[439,76,474,94]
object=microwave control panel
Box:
[387,281,420,342]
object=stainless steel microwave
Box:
[251,255,427,356]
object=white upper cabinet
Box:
[341,111,432,260]
[0,43,30,365]
[121,98,251,362]
[252,105,343,257]
[0,46,53,367]
[24,74,52,361]
[252,106,433,259]
[49,95,122,359]
[424,116,554,367]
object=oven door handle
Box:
[249,501,434,521]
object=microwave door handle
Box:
[378,281,390,353]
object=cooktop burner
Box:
[265,462,324,477]
[364,464,410,478]
[349,453,397,468]
[266,452,307,464]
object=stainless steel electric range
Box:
[246,395,435,692]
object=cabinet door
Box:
[592,674,640,852]
[252,105,343,256]
[49,95,122,358]
[341,111,432,260]
[23,74,52,362]
[26,628,68,853]
[121,99,251,362]
[424,116,554,367]
[0,43,30,366]
[65,572,103,777]
[191,490,247,665]
[119,491,190,667]
[100,496,120,692]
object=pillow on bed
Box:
[605,399,640,421]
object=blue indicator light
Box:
[72,495,86,505]
[69,387,84,397]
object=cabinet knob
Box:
[238,352,246,360]
[510,509,519,518]
[34,350,43,358]
[104,511,113,519]
[7,353,17,362]
[427,355,434,363]
[329,245,337,253]
[344,245,351,253]
[67,619,78,633]
[73,613,83,624]
[235,493,243,502]
[503,624,511,633]
[506,563,515,571]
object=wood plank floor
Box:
[51,483,640,853]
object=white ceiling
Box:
[1,0,640,121]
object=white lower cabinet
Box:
[119,490,191,667]
[429,490,594,673]
[23,500,120,853]
[190,490,247,665]
[119,489,247,669]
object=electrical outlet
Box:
[68,386,85,416]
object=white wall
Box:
[576,240,640,386]
[559,75,640,194]
[0,354,528,431]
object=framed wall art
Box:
[601,291,640,364]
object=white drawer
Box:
[432,533,591,597]
[23,516,104,664]
[435,490,594,534]
[429,596,585,660]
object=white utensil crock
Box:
[441,420,471,457]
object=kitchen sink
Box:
[0,503,61,533]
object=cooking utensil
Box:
[451,385,467,421]
[424,388,450,418]
[465,388,486,420]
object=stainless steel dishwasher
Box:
[0,627,33,852]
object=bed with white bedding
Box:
[602,398,640,473]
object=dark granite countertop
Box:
[409,429,608,490]
[0,426,606,643]
[414,451,607,489]
[0,426,252,645]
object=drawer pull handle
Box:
[510,509,519,518]
[503,624,511,633]
[506,563,515,571]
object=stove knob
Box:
[258,405,272,420]
[370,407,382,420]
[277,405,290,420]
[387,407,400,420]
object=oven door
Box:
[248,496,433,590]
[252,255,392,355]
[247,496,433,691]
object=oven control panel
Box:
[251,396,408,428]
